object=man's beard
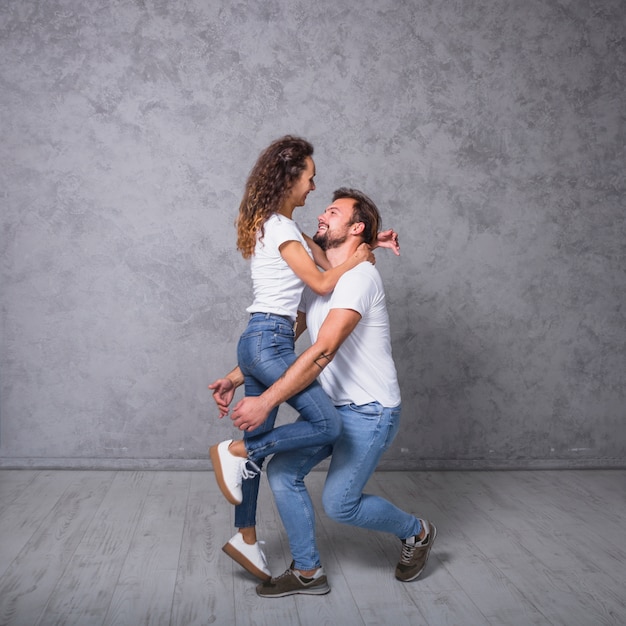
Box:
[313,230,348,251]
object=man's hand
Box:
[208,378,236,418]
[231,395,273,431]
[375,229,400,255]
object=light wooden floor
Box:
[0,469,624,626]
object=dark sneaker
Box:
[395,520,437,582]
[256,566,330,597]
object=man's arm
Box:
[209,312,308,418]
[230,308,361,431]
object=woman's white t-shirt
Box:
[246,213,312,322]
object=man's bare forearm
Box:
[243,308,359,419]
[261,344,335,411]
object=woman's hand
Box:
[375,229,400,255]
[355,242,376,265]
[208,378,236,418]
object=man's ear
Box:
[350,221,365,236]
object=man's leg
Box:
[266,443,331,571]
[321,402,436,581]
[255,443,332,597]
[321,403,418,535]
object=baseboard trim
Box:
[0,457,623,471]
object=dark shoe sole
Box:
[256,582,331,598]
[256,571,331,598]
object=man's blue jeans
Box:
[266,401,421,571]
[234,312,342,530]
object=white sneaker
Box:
[209,440,259,505]
[223,532,271,581]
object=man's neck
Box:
[324,240,362,268]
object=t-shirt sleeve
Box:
[329,269,374,316]
[272,217,304,247]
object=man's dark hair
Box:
[332,187,381,245]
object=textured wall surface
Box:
[1,0,625,469]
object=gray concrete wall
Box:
[1,0,624,470]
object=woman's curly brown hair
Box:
[236,136,314,258]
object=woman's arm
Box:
[279,240,372,296]
[208,365,244,417]
[373,229,400,255]
[302,233,331,270]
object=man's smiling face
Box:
[313,198,358,250]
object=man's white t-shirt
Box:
[299,262,401,408]
[246,213,312,321]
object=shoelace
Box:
[400,534,429,563]
[400,541,418,563]
[241,458,262,480]
[274,568,294,581]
